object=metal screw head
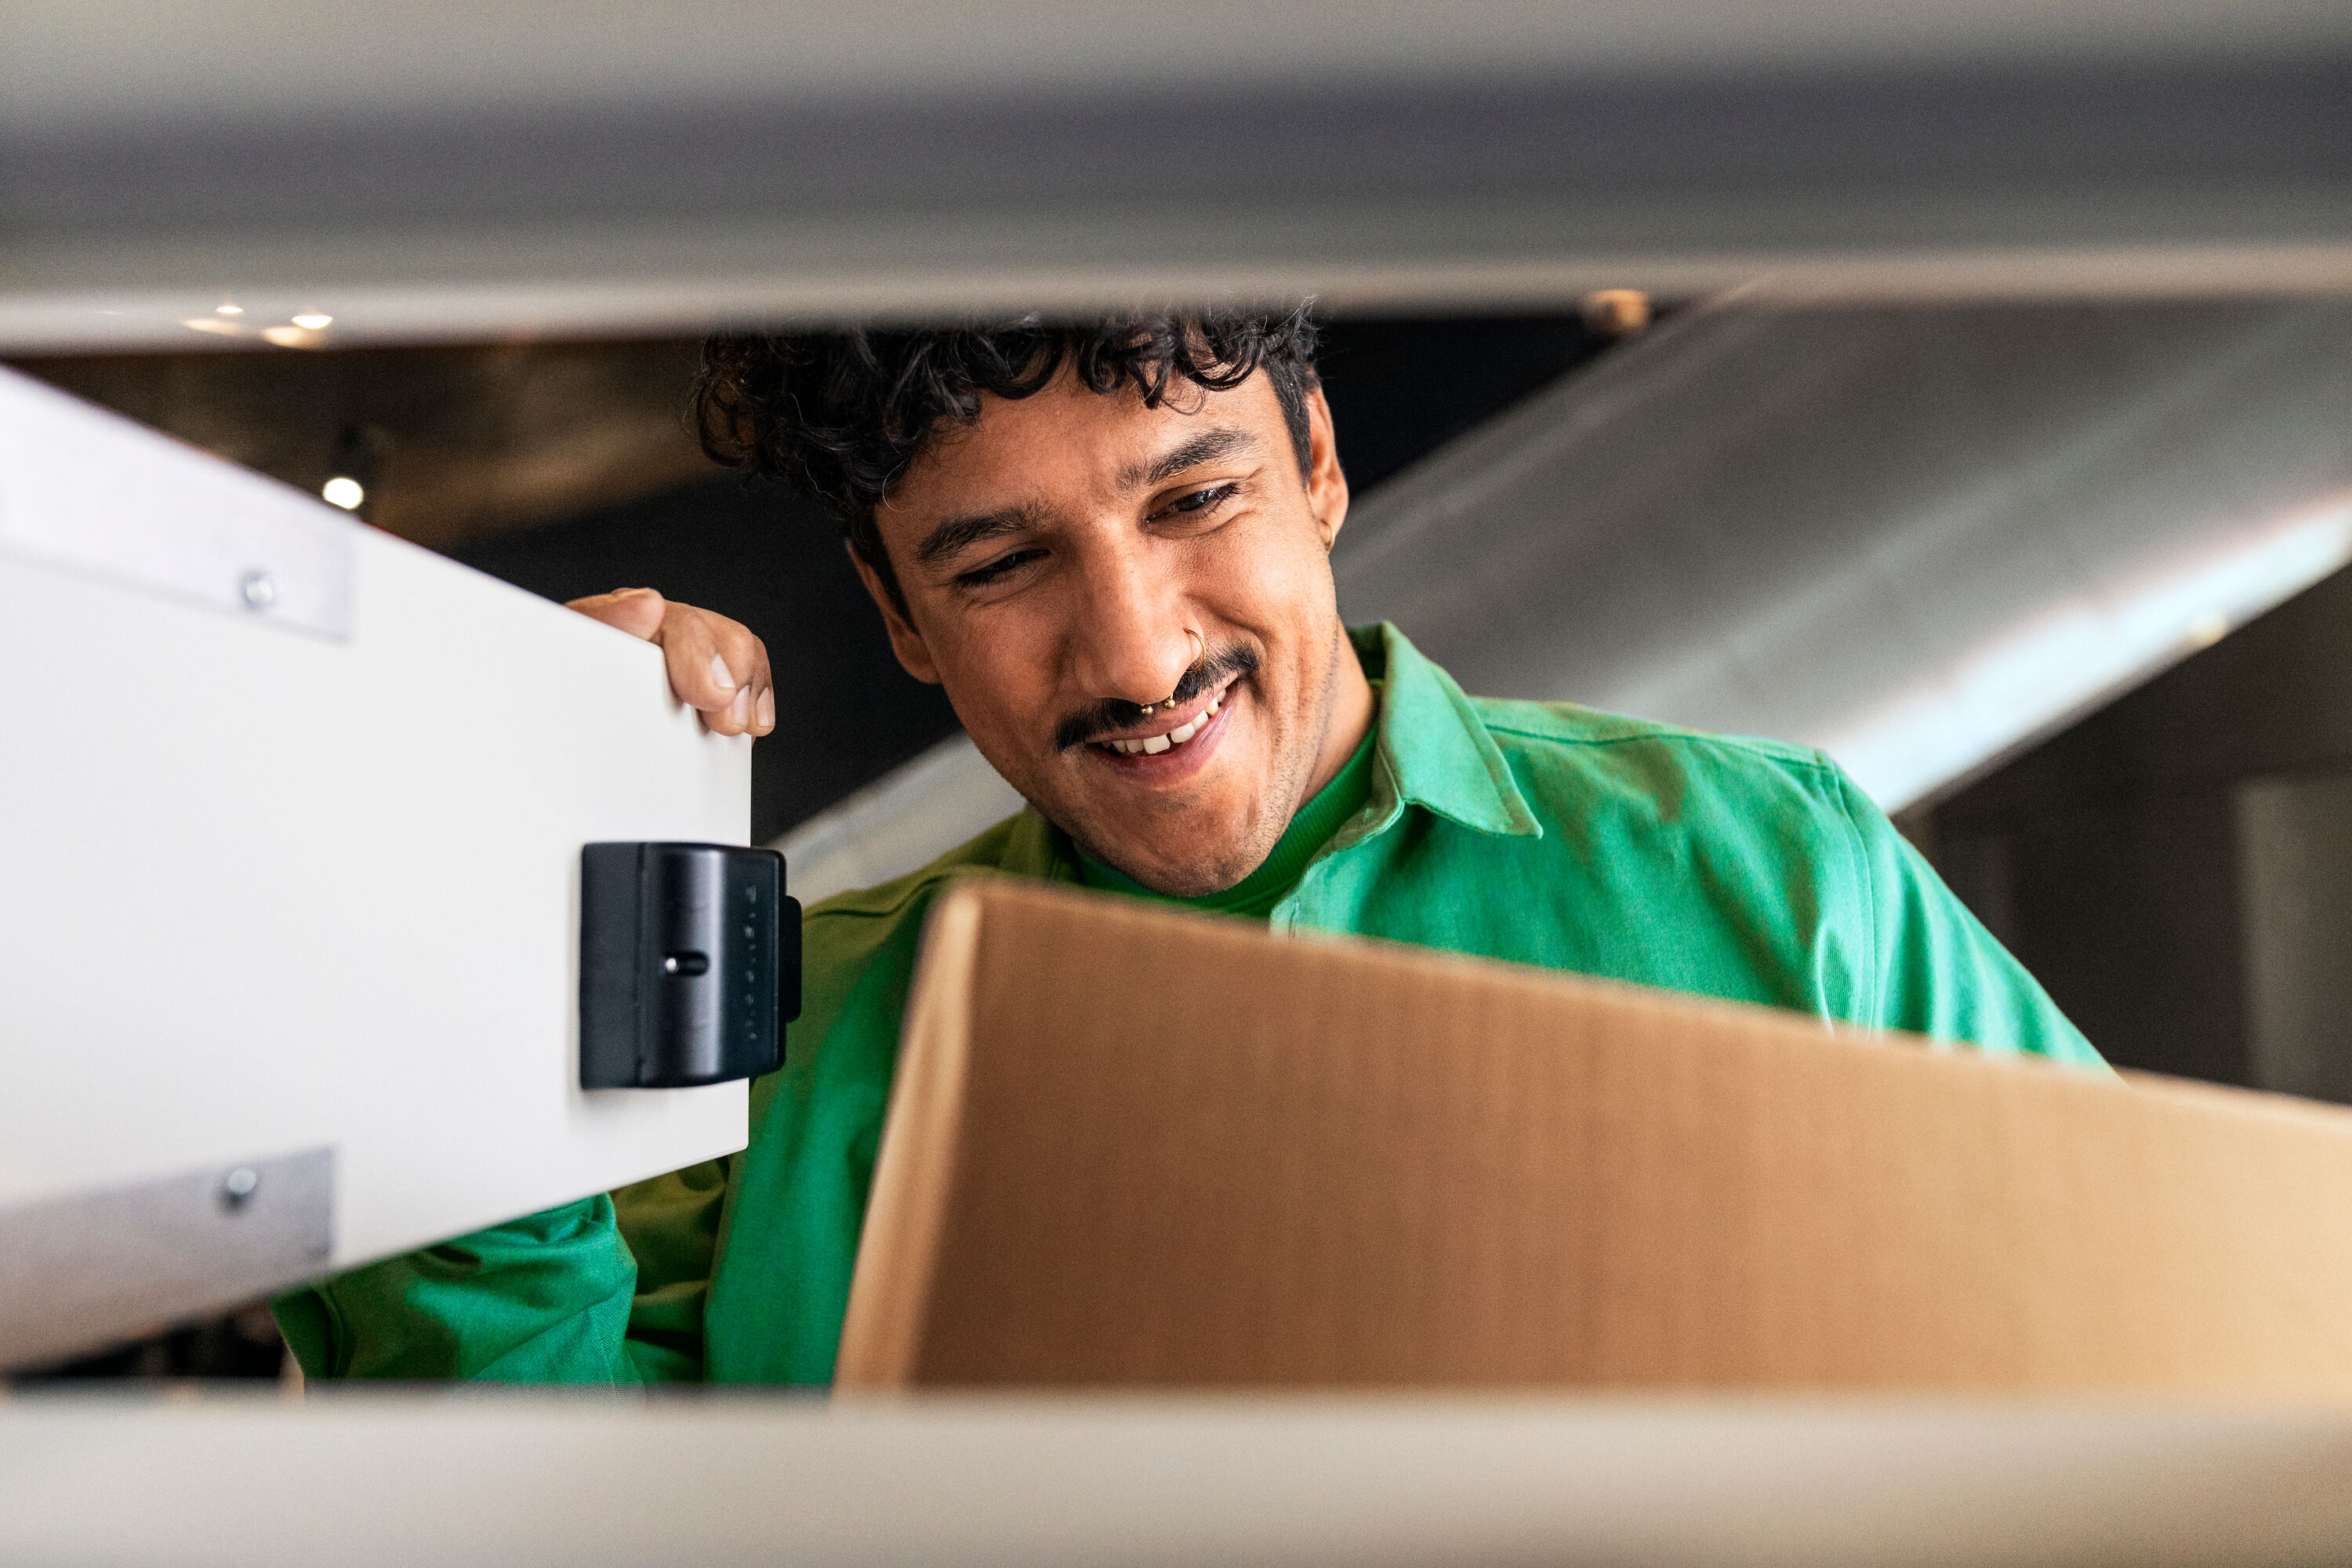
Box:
[239,571,278,610]
[220,1167,260,1208]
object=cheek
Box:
[1203,517,1337,643]
[925,611,1073,774]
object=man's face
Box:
[855,367,1362,895]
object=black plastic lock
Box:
[579,842,801,1089]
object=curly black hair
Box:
[691,308,1322,614]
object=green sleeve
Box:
[1832,765,2107,1069]
[272,1159,731,1383]
[610,1159,731,1380]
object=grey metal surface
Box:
[0,368,356,641]
[1335,296,2352,809]
[0,1149,333,1372]
[2,3,2349,348]
[772,734,1024,906]
[8,1393,2352,1566]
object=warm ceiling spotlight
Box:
[1580,289,1653,336]
[261,325,317,347]
[215,303,244,316]
[321,476,365,510]
[290,312,332,330]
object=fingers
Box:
[566,587,666,641]
[652,601,775,739]
[566,588,775,738]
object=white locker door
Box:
[0,365,751,1367]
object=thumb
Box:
[567,588,666,641]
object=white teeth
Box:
[1103,686,1230,757]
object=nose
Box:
[1066,540,1196,708]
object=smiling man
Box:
[276,310,2103,1384]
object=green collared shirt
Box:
[277,624,2101,1385]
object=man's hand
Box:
[567,588,775,738]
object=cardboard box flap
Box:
[839,880,2352,1393]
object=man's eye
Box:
[956,548,1045,587]
[1156,483,1239,520]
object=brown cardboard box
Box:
[838,880,2352,1395]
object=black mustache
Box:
[1055,645,1258,751]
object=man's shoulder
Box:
[801,809,1036,931]
[1458,694,1868,858]
[1468,694,1842,791]
[785,809,1053,1038]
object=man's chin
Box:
[1097,845,1265,898]
[1058,800,1276,898]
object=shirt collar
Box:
[1356,622,1543,839]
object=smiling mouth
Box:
[1091,680,1232,757]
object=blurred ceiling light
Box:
[261,325,319,347]
[181,317,249,336]
[214,303,243,316]
[321,476,365,510]
[290,311,332,329]
[1580,289,1652,336]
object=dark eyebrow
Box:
[1119,426,1261,492]
[913,502,1047,571]
[913,430,1259,570]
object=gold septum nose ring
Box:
[1137,630,1206,717]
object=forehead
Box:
[885,368,1283,521]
